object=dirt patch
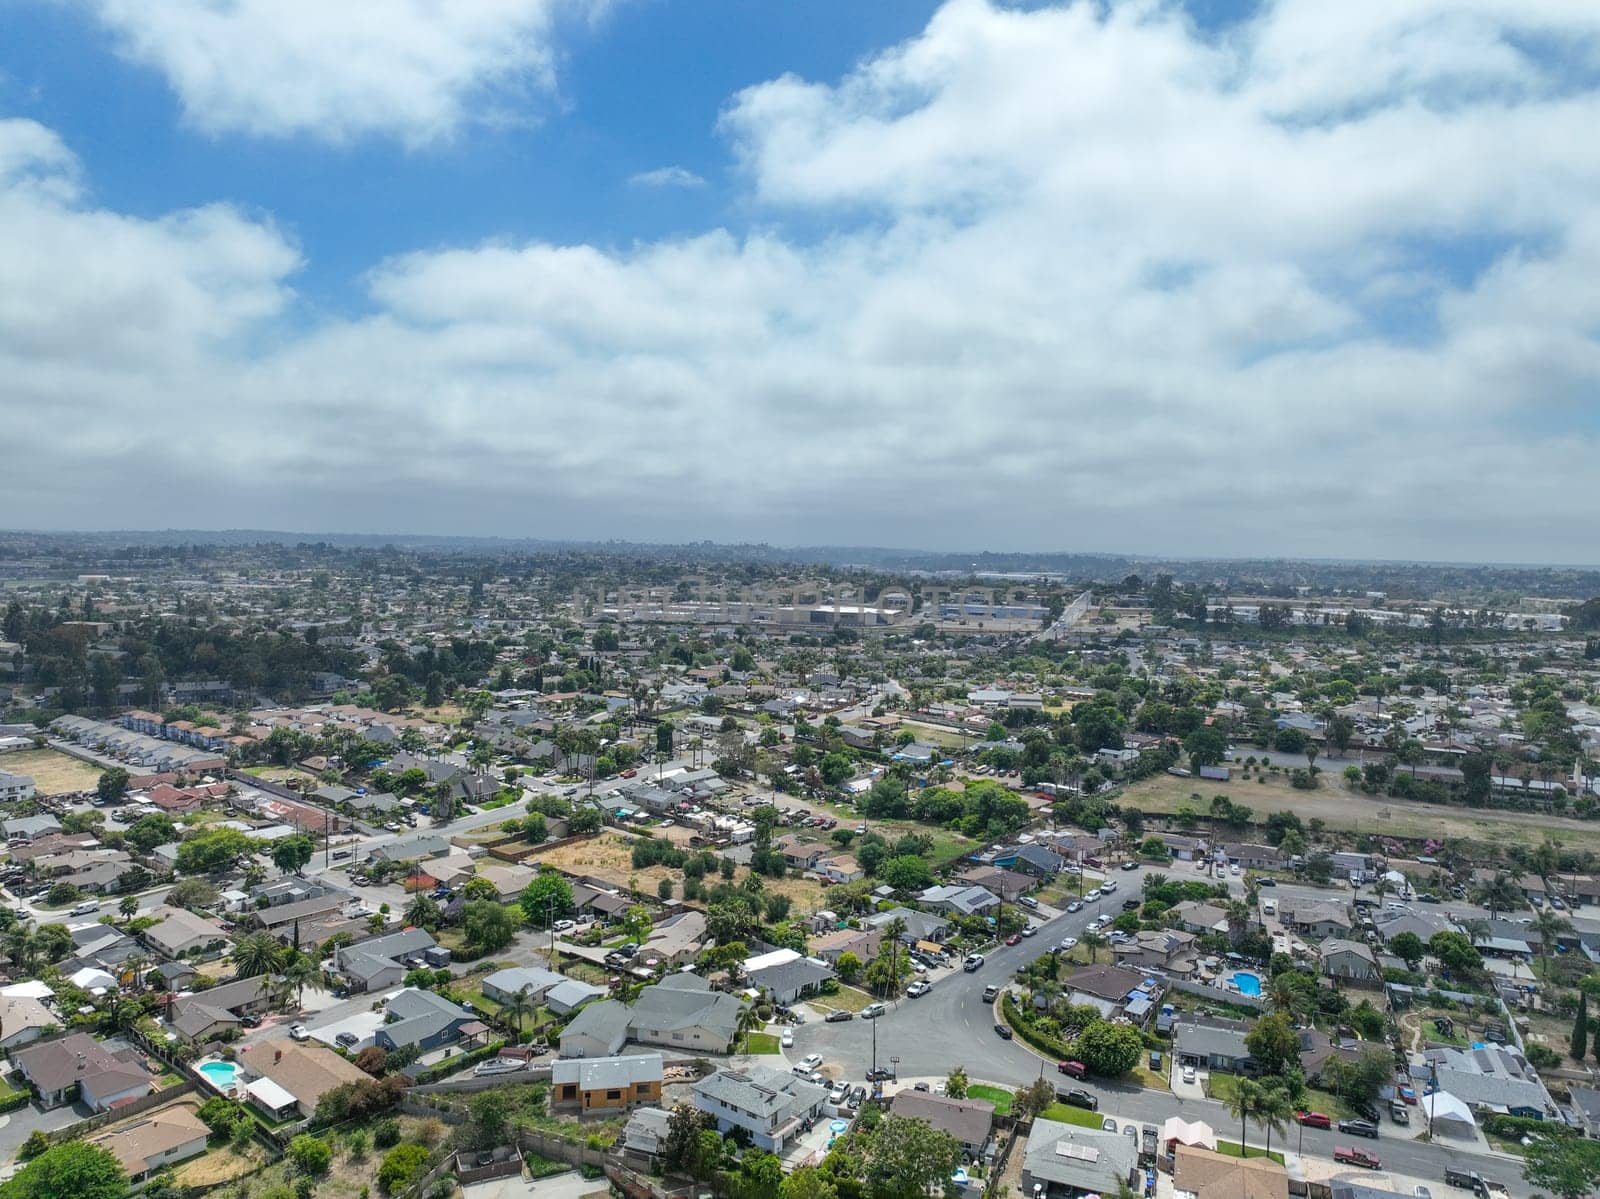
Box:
[172,1146,264,1187]
[3,747,105,795]
[1119,772,1600,851]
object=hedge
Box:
[1002,994,1073,1060]
[0,1091,30,1114]
[1482,1113,1572,1141]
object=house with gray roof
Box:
[1421,1045,1554,1120]
[333,928,444,992]
[481,966,565,1006]
[1021,1119,1139,1198]
[375,988,476,1053]
[369,834,451,863]
[558,1000,634,1059]
[862,906,951,945]
[747,956,835,1006]
[1173,1016,1255,1073]
[692,1065,828,1153]
[890,1091,995,1157]
[1320,938,1380,981]
[916,884,1000,917]
[551,1054,663,1113]
[558,974,747,1058]
[545,978,607,1015]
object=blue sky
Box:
[1,1,1597,559]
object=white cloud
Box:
[629,165,707,188]
[78,0,588,145]
[4,0,1600,557]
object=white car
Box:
[289,1024,310,1042]
[552,918,576,932]
[1058,937,1078,951]
[780,1029,794,1048]
[1182,1064,1197,1084]
[798,1054,824,1073]
[1021,923,1038,937]
[860,1003,886,1019]
[1100,880,1117,894]
[906,980,931,997]
[1084,888,1102,901]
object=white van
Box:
[71,900,99,916]
[1262,898,1277,915]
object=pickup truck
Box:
[1333,1147,1381,1170]
[1442,1169,1510,1199]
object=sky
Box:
[2,0,1598,562]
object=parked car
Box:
[825,1009,853,1022]
[1101,1117,1117,1131]
[781,1029,794,1048]
[847,1086,865,1108]
[982,985,999,1002]
[797,1054,824,1072]
[1181,1064,1196,1084]
[1295,1111,1331,1129]
[1004,933,1022,946]
[994,1023,1013,1040]
[1339,1119,1379,1139]
[1333,1147,1381,1170]
[906,980,931,997]
[866,1067,895,1082]
[1389,1101,1409,1125]
[1121,861,1140,871]
[1018,895,1039,909]
[1058,1060,1087,1078]
[336,1031,359,1047]
[1021,923,1038,937]
[1058,937,1078,951]
[1084,888,1102,901]
[964,953,985,972]
[1148,1051,1162,1071]
[1066,901,1084,913]
[1058,1088,1098,1111]
[860,1003,886,1020]
[290,1024,310,1041]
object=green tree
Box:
[117,895,139,920]
[1183,727,1227,768]
[283,952,321,1008]
[463,901,517,952]
[1244,1011,1301,1076]
[1225,1077,1262,1152]
[1389,931,1426,971]
[1073,1021,1143,1076]
[1572,991,1589,1062]
[176,826,259,874]
[272,834,316,875]
[835,951,862,984]
[0,1141,126,1199]
[879,855,934,891]
[518,870,574,927]
[944,1065,969,1099]
[467,1090,513,1149]
[1521,1135,1600,1199]
[1428,930,1483,976]
[860,1115,963,1199]
[376,1144,429,1194]
[287,1135,332,1175]
[125,814,178,854]
[623,904,652,945]
[95,767,130,804]
[780,1167,837,1199]
[404,894,442,931]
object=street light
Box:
[890,1055,899,1085]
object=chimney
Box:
[274,1049,282,1064]
[77,1053,86,1074]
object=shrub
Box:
[288,1135,332,1176]
[377,1144,430,1194]
[372,1118,401,1149]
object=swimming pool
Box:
[197,1060,240,1091]
[1229,971,1263,997]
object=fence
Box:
[45,1081,198,1144]
[1164,975,1267,1011]
[488,831,596,864]
[409,1065,553,1096]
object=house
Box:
[1116,929,1198,974]
[1421,1045,1554,1120]
[1279,899,1353,939]
[642,909,707,965]
[1157,833,1206,861]
[957,865,1035,901]
[334,928,444,992]
[1320,939,1380,981]
[1220,844,1288,872]
[889,1091,994,1157]
[692,1065,828,1153]
[559,974,747,1058]
[12,1032,153,1110]
[369,835,451,864]
[1172,1143,1288,1199]
[1173,1016,1255,1073]
[89,1102,210,1182]
[551,1053,664,1113]
[474,862,537,902]
[375,988,476,1054]
[143,905,232,958]
[1568,1085,1600,1138]
[167,975,275,1043]
[862,906,950,945]
[998,843,1068,879]
[481,966,565,1006]
[810,927,882,967]
[1,814,59,840]
[0,770,36,803]
[917,884,1000,917]
[1169,901,1228,935]
[775,835,827,870]
[816,854,863,884]
[0,995,60,1049]
[1021,1119,1139,1198]
[237,1042,368,1119]
[546,979,607,1016]
[746,954,835,1005]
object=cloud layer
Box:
[6,1,1600,558]
[81,0,580,145]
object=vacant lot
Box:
[3,747,104,795]
[537,831,832,915]
[1119,771,1600,852]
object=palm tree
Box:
[1082,931,1107,964]
[232,932,287,978]
[118,895,139,921]
[1225,901,1254,948]
[123,953,150,993]
[283,952,320,1009]
[504,985,536,1037]
[405,894,441,930]
[1531,909,1573,977]
[1266,975,1303,1019]
[1225,1078,1263,1152]
[1255,1086,1292,1157]
[1473,873,1522,918]
[7,930,38,974]
[735,1004,763,1056]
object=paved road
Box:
[790,875,1537,1198]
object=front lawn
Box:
[1128,1064,1169,1092]
[811,985,879,1013]
[1215,1140,1284,1163]
[1207,1072,1243,1103]
[968,1085,1013,1114]
[742,1033,781,1054]
[1041,1104,1106,1129]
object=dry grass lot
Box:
[2,747,104,794]
[537,831,832,914]
[1119,771,1600,852]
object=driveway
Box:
[0,1098,94,1165]
[463,1171,607,1199]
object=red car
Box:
[1005,933,1022,945]
[1294,1111,1331,1129]
[1057,1060,1087,1078]
[1333,1147,1380,1170]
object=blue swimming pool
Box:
[1230,971,1263,997]
[198,1060,240,1091]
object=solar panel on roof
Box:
[1054,1141,1099,1162]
